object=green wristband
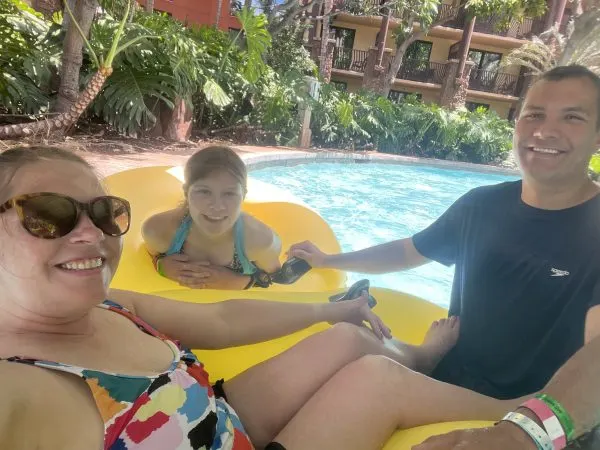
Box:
[156,257,167,278]
[536,393,576,442]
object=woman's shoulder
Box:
[0,361,103,449]
[142,208,187,253]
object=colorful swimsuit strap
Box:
[165,214,193,256]
[166,213,257,275]
[4,300,180,376]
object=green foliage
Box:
[235,8,271,83]
[0,0,60,114]
[466,0,548,28]
[265,25,317,76]
[245,70,308,145]
[311,87,513,164]
[591,154,600,174]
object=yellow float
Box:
[103,166,494,449]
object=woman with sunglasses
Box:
[142,146,282,290]
[2,145,577,450]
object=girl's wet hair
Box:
[183,146,247,195]
[0,146,92,201]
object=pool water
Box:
[251,162,519,309]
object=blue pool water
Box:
[251,162,519,309]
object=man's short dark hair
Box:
[537,65,600,129]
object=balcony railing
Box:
[446,10,567,39]
[468,69,520,96]
[332,47,369,72]
[397,59,448,85]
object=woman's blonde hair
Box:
[0,146,92,202]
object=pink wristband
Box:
[521,398,567,449]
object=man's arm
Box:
[289,237,430,274]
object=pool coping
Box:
[240,150,521,177]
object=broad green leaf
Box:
[203,78,232,107]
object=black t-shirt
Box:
[413,180,600,399]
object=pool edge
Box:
[241,150,521,177]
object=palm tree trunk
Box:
[55,0,98,113]
[0,67,112,139]
[145,0,154,13]
[215,0,223,27]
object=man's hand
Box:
[178,263,250,290]
[288,241,329,268]
[412,423,538,450]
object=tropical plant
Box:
[0,0,59,115]
[503,2,600,74]
[310,86,513,163]
[0,0,146,138]
[55,0,98,113]
[265,23,317,76]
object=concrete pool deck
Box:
[74,142,521,177]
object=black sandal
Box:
[329,279,377,308]
[270,257,312,285]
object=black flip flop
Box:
[270,257,312,285]
[329,279,377,308]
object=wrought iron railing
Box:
[446,10,567,39]
[397,59,448,84]
[332,48,369,72]
[468,69,521,96]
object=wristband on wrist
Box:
[500,412,554,450]
[535,394,576,443]
[521,398,567,449]
[152,254,166,277]
[244,270,272,289]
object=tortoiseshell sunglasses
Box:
[0,192,131,239]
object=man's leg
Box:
[224,319,459,447]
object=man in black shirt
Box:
[290,65,600,449]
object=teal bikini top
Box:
[165,215,257,275]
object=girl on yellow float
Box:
[142,146,282,290]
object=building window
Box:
[330,26,356,50]
[388,90,422,103]
[405,40,433,62]
[331,81,348,92]
[467,49,502,72]
[465,101,490,112]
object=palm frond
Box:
[92,68,177,135]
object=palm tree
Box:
[502,2,600,74]
[56,0,98,113]
[0,0,144,139]
[145,0,154,13]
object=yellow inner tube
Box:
[103,166,494,449]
